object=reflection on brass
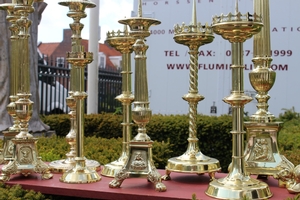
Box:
[0,2,20,165]
[0,0,52,182]
[58,0,101,183]
[101,26,135,177]
[109,0,166,192]
[1,138,53,181]
[0,3,20,134]
[49,51,100,172]
[162,0,220,181]
[49,92,77,173]
[1,131,18,164]
[244,0,298,193]
[205,1,272,199]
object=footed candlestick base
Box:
[0,138,53,182]
[59,157,101,184]
[109,141,166,192]
[163,154,220,181]
[101,154,127,177]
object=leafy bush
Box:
[41,114,232,172]
[37,135,173,169]
[0,183,45,200]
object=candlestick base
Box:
[0,138,53,182]
[163,154,221,180]
[244,122,294,187]
[59,157,101,183]
[0,131,18,164]
[206,176,272,200]
[101,154,127,177]
[109,141,166,192]
[49,159,101,173]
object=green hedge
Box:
[37,136,173,170]
[40,112,300,172]
[41,113,232,172]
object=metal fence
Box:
[38,58,122,115]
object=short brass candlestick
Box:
[244,0,296,191]
[101,27,135,177]
[205,2,272,199]
[162,0,221,181]
[0,2,20,164]
[59,0,101,183]
[0,0,53,182]
[109,0,166,192]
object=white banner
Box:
[131,0,298,117]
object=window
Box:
[56,57,64,67]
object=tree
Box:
[0,1,49,132]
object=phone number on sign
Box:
[225,50,293,57]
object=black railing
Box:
[38,59,122,115]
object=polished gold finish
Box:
[101,26,135,177]
[58,0,101,183]
[0,3,20,165]
[109,0,166,192]
[244,0,297,192]
[1,131,18,163]
[205,2,272,199]
[0,0,53,182]
[162,0,220,181]
[48,92,77,173]
[0,3,20,133]
[49,57,100,173]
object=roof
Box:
[38,29,121,70]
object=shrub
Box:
[0,183,45,200]
[37,136,173,169]
[41,114,232,172]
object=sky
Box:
[38,0,133,44]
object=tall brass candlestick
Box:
[0,0,53,182]
[59,0,101,183]
[101,26,135,177]
[0,2,20,164]
[244,0,296,191]
[49,22,99,174]
[162,0,220,181]
[0,3,20,133]
[205,2,272,199]
[109,0,166,191]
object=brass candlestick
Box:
[109,0,166,192]
[101,26,135,177]
[244,0,296,191]
[49,42,100,174]
[205,1,272,199]
[0,0,53,182]
[0,2,20,164]
[0,2,20,133]
[59,0,101,184]
[48,92,77,173]
[162,0,220,181]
